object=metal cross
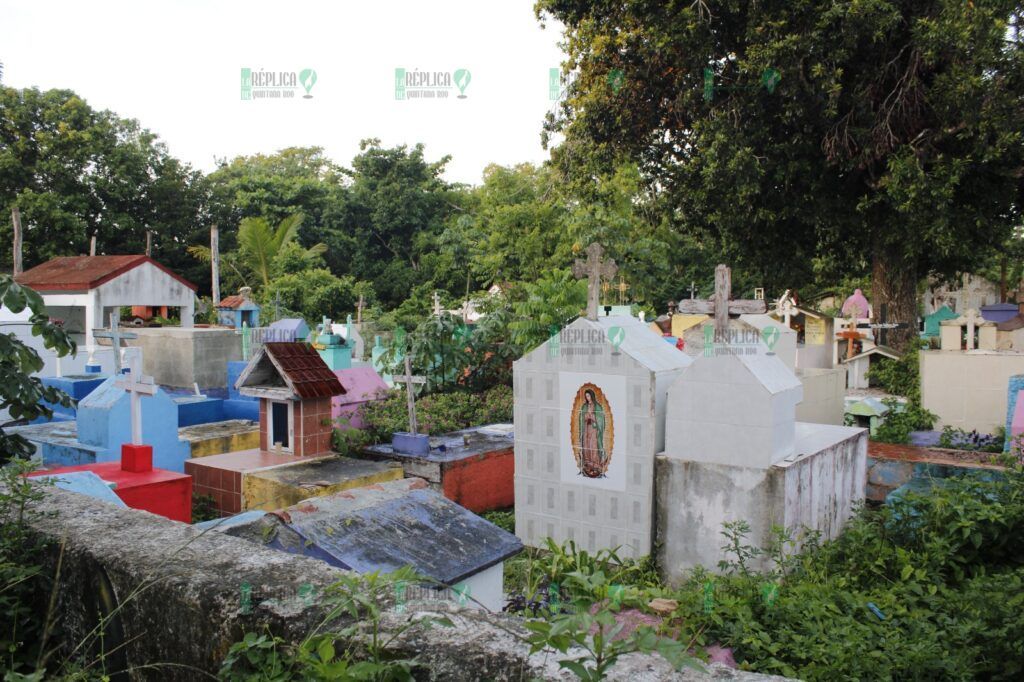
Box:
[114,353,157,445]
[393,355,427,435]
[92,309,138,374]
[572,243,618,321]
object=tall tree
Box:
[538,0,1024,349]
[0,87,203,272]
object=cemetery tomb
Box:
[215,287,260,328]
[922,305,958,339]
[30,443,192,523]
[242,457,403,511]
[29,470,127,508]
[235,342,344,457]
[178,419,260,458]
[921,348,1024,433]
[843,345,901,390]
[1004,375,1024,452]
[184,449,333,515]
[332,366,389,429]
[514,313,691,559]
[268,318,310,342]
[11,374,193,472]
[657,344,867,577]
[333,315,366,362]
[124,326,243,389]
[203,478,523,612]
[981,303,1019,324]
[14,255,197,355]
[361,424,515,513]
[313,317,353,370]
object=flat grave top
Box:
[246,456,401,486]
[177,419,258,443]
[32,460,189,489]
[184,448,331,473]
[362,423,514,463]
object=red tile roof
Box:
[15,255,198,292]
[217,295,246,309]
[264,342,345,399]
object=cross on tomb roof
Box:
[675,264,767,335]
[92,309,138,374]
[572,243,618,321]
[114,354,157,445]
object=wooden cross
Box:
[394,356,427,435]
[115,353,157,445]
[357,294,364,325]
[688,282,697,299]
[572,243,618,321]
[92,309,138,374]
[675,264,767,335]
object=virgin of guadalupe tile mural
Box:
[570,384,615,478]
[560,372,626,491]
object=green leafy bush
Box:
[872,399,936,444]
[356,385,512,440]
[507,468,1024,680]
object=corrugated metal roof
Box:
[15,255,197,292]
[264,342,344,398]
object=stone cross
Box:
[92,309,138,374]
[676,264,767,335]
[432,291,442,317]
[394,355,427,435]
[114,354,156,446]
[572,243,618,321]
[688,282,697,300]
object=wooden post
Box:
[399,352,415,432]
[89,234,97,256]
[713,264,730,338]
[145,230,153,256]
[210,224,221,305]
[11,206,22,275]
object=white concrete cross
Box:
[115,354,157,445]
[393,355,426,435]
[432,291,442,317]
[572,243,618,321]
[92,309,138,374]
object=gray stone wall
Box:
[126,327,241,388]
[22,487,785,681]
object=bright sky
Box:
[0,0,567,185]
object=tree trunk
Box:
[871,244,918,351]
